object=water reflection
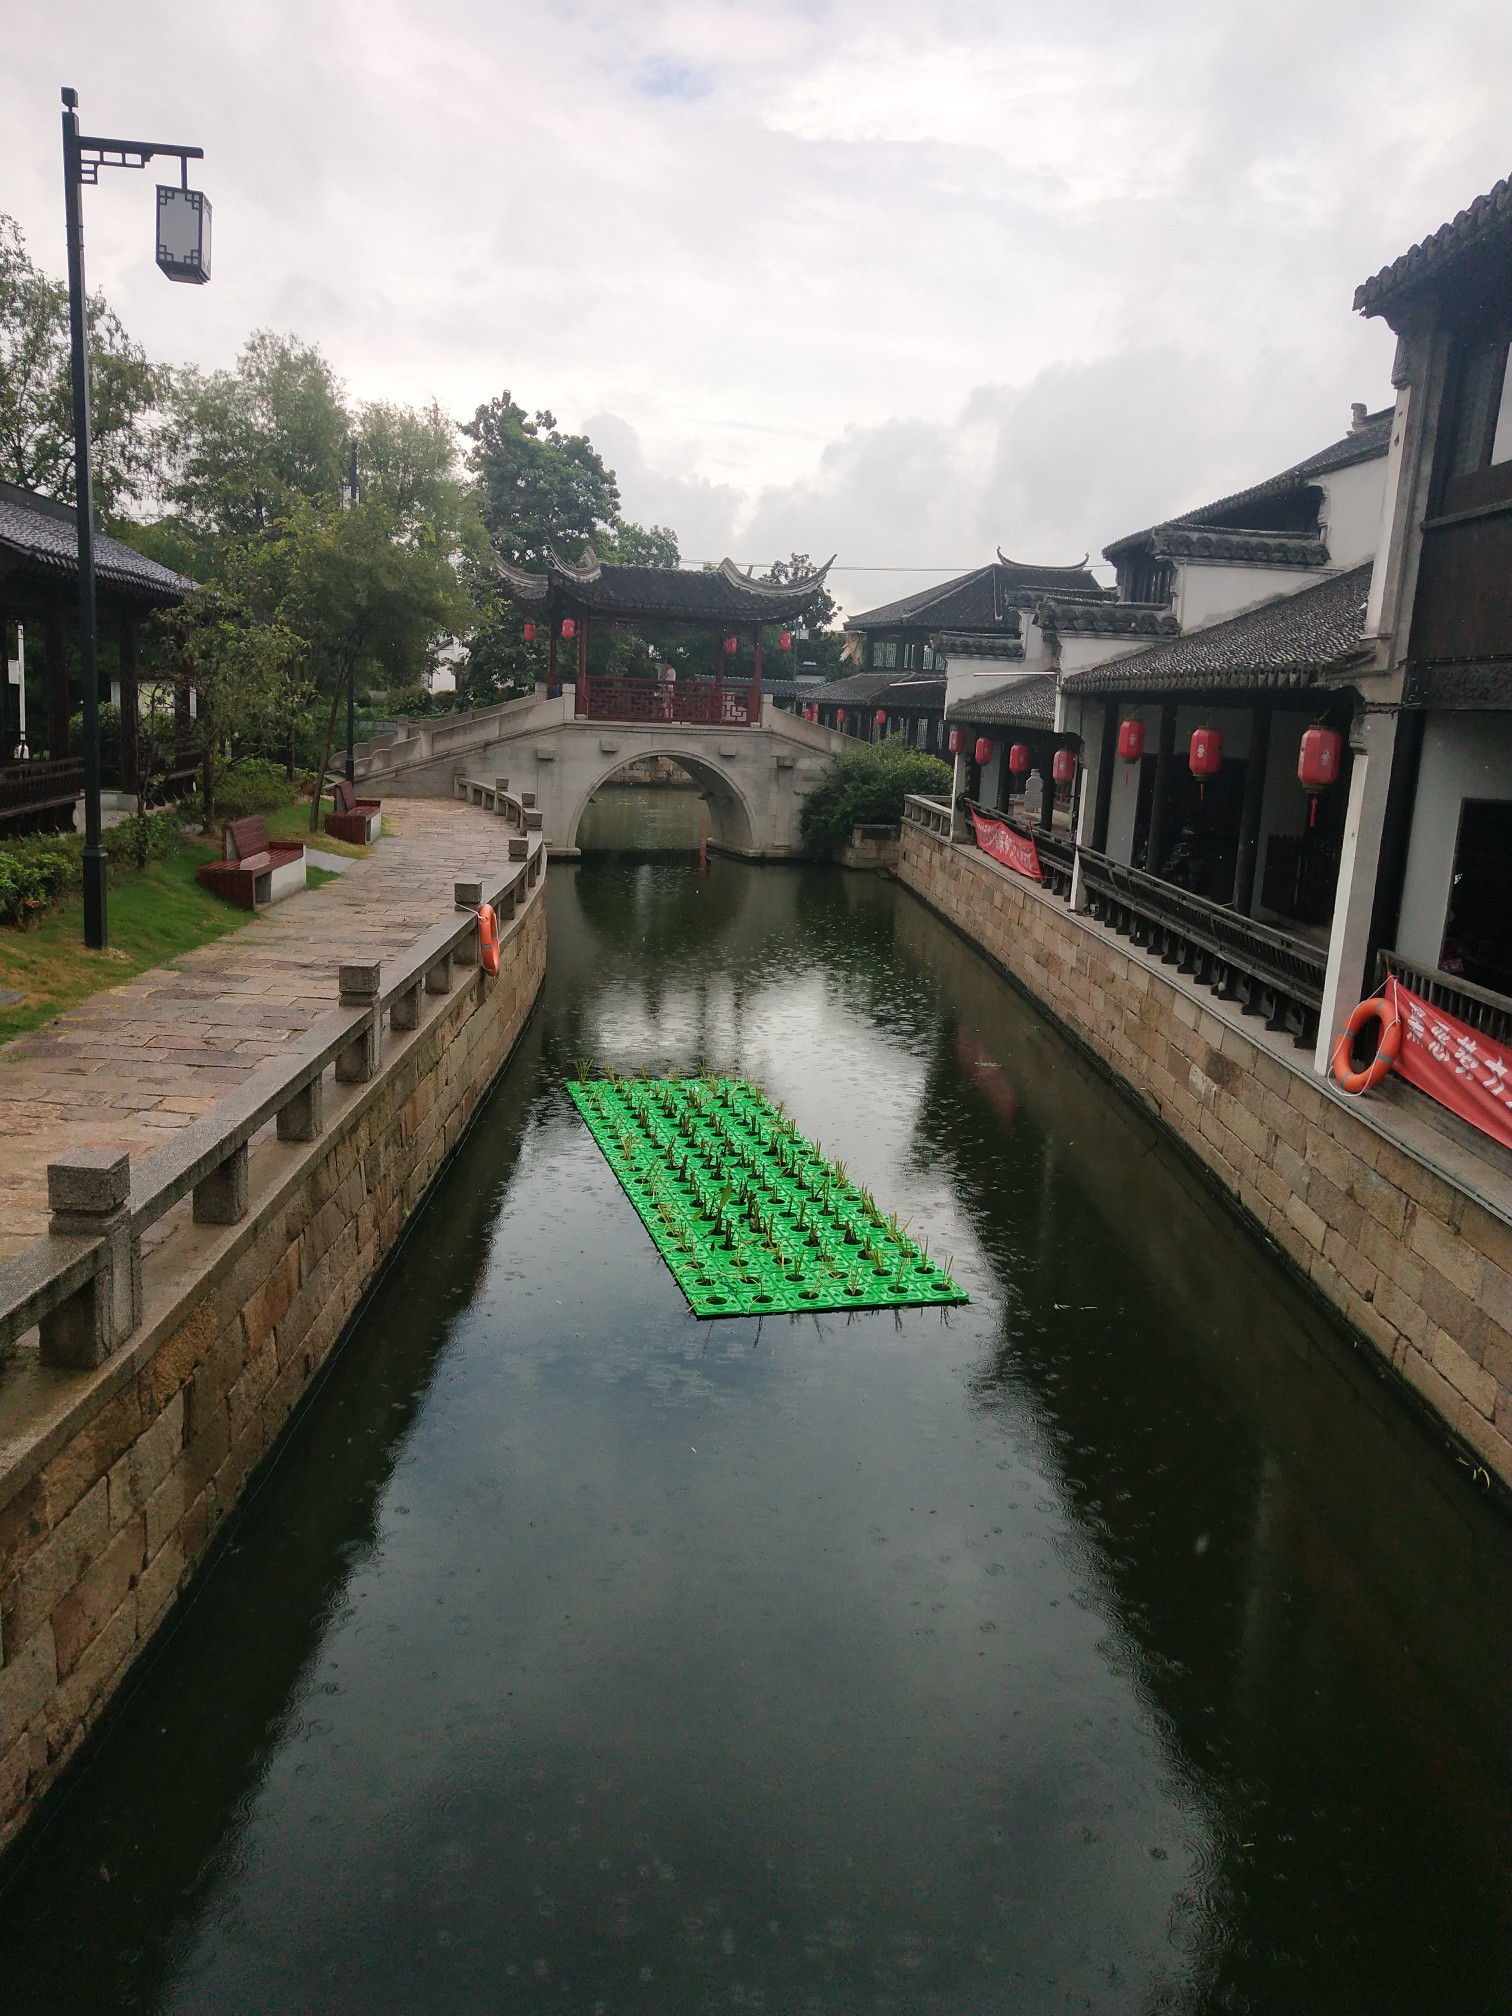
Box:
[1,858,1506,2015]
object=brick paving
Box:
[0,800,525,1260]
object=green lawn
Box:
[0,836,249,1042]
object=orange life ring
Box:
[1331,995,1400,1094]
[477,902,500,977]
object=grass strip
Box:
[568,1074,967,1319]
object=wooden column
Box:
[1145,700,1178,875]
[119,616,141,797]
[576,613,588,717]
[1036,734,1054,834]
[548,621,559,698]
[1232,702,1273,915]
[749,628,762,725]
[714,629,724,722]
[1090,702,1118,854]
[0,611,12,760]
[45,601,70,758]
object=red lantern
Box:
[1117,718,1145,763]
[1052,747,1077,786]
[560,617,576,641]
[1298,725,1343,828]
[779,630,793,652]
[948,727,966,756]
[724,635,738,656]
[1008,743,1031,776]
[523,620,536,644]
[875,708,888,728]
[836,708,847,728]
[974,737,995,767]
[1189,726,1222,799]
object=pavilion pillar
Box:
[1231,702,1272,915]
[45,602,70,759]
[0,611,12,761]
[119,616,141,798]
[749,629,762,726]
[1145,700,1178,875]
[714,629,725,722]
[548,622,559,700]
[1036,734,1054,834]
[576,614,588,718]
[1089,702,1118,854]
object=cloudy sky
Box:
[3,1,1509,614]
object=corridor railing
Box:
[1377,949,1512,1048]
[1077,847,1325,1046]
[581,679,755,727]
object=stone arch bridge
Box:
[352,689,848,857]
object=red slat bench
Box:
[324,776,382,845]
[195,814,308,910]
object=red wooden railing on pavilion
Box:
[580,679,756,727]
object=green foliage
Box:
[383,682,435,717]
[0,213,166,514]
[600,520,681,567]
[461,392,620,565]
[184,758,297,826]
[800,737,952,856]
[0,840,74,927]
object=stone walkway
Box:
[0,801,526,1260]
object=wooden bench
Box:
[325,776,382,845]
[195,814,308,910]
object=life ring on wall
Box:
[1330,995,1401,1094]
[478,902,500,977]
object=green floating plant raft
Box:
[567,1075,967,1319]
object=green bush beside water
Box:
[800,737,953,858]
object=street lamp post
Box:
[60,86,207,949]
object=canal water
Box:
[3,845,1509,2015]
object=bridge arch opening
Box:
[569,749,757,857]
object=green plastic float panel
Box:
[567,1075,967,1319]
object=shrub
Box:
[106,806,183,872]
[184,757,297,826]
[800,737,952,857]
[0,841,75,927]
[384,682,433,717]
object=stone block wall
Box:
[900,823,1512,1489]
[0,894,546,1850]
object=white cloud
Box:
[1,0,1507,616]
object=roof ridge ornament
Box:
[996,547,1092,571]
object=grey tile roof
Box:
[805,670,945,710]
[1103,411,1393,562]
[946,671,1058,728]
[1355,177,1512,316]
[1035,600,1179,639]
[932,632,1025,661]
[1061,564,1373,695]
[847,555,1108,630]
[495,549,831,623]
[0,483,193,605]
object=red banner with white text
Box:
[970,808,1043,883]
[1385,977,1512,1151]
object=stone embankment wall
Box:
[900,823,1512,1489]
[0,886,546,1850]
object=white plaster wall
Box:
[1315,453,1388,571]
[1173,566,1328,633]
[1396,712,1512,970]
[1057,633,1164,676]
[944,657,1033,713]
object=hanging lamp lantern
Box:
[1052,747,1077,786]
[724,635,738,656]
[836,708,847,728]
[1189,727,1222,799]
[1298,725,1343,828]
[875,707,888,728]
[948,727,966,756]
[975,737,995,767]
[1117,718,1145,763]
[560,617,576,641]
[1008,742,1031,776]
[523,621,536,644]
[779,630,793,652]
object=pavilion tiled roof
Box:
[494,548,831,623]
[1061,564,1373,695]
[1355,177,1512,316]
[1103,411,1393,563]
[1034,600,1179,640]
[945,672,1058,729]
[847,555,1109,632]
[0,483,193,607]
[804,670,945,711]
[932,633,1025,661]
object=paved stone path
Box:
[0,801,526,1260]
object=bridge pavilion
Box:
[492,548,832,725]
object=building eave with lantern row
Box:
[491,548,832,727]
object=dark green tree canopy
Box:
[0,212,165,515]
[461,392,621,566]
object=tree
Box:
[0,213,165,514]
[154,583,307,827]
[800,737,952,857]
[461,392,621,565]
[600,520,680,568]
[165,330,350,542]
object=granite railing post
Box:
[454,880,482,966]
[390,978,424,1031]
[276,1071,325,1142]
[39,1150,141,1368]
[336,962,382,1082]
